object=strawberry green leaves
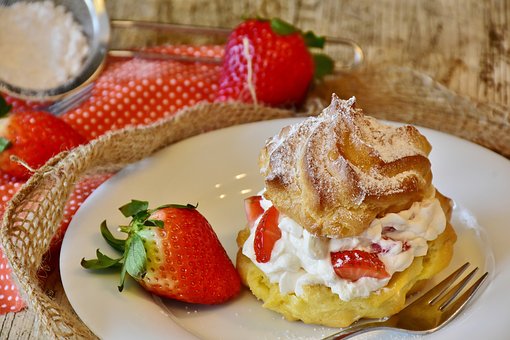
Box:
[268,17,334,80]
[121,234,146,290]
[313,54,335,79]
[80,249,122,270]
[81,200,195,291]
[270,18,299,35]
[100,220,125,252]
[119,199,149,218]
[302,31,326,48]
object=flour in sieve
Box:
[0,1,89,90]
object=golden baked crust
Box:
[236,222,456,328]
[259,95,434,238]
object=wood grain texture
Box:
[106,0,510,107]
[1,0,509,338]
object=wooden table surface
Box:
[1,0,509,338]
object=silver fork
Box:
[323,262,488,339]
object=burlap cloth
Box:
[1,65,509,339]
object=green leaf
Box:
[81,249,123,270]
[119,261,127,292]
[302,31,326,48]
[270,18,299,35]
[133,210,151,222]
[100,220,126,252]
[144,219,164,228]
[124,234,146,280]
[0,95,11,118]
[118,233,147,292]
[119,200,149,217]
[313,53,335,79]
[0,137,11,153]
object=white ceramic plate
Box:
[61,118,509,339]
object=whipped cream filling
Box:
[242,193,446,301]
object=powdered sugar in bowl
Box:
[0,0,110,99]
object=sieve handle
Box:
[108,19,364,70]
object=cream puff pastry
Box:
[236,95,456,327]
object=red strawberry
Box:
[216,18,334,107]
[0,95,86,180]
[254,205,281,263]
[330,250,390,282]
[244,195,264,228]
[81,200,241,304]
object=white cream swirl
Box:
[242,194,446,301]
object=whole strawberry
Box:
[81,200,241,304]
[0,95,86,180]
[216,18,334,107]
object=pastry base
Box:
[236,222,456,328]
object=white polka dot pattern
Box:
[0,182,25,313]
[62,45,224,140]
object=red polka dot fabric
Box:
[0,44,224,313]
[0,251,25,313]
[62,45,223,140]
[0,181,24,313]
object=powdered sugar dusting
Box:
[262,94,430,199]
[259,94,434,237]
[0,1,89,89]
[356,116,427,162]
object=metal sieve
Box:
[0,0,110,100]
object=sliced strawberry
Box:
[254,205,281,263]
[370,243,383,254]
[244,195,264,228]
[330,250,390,282]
